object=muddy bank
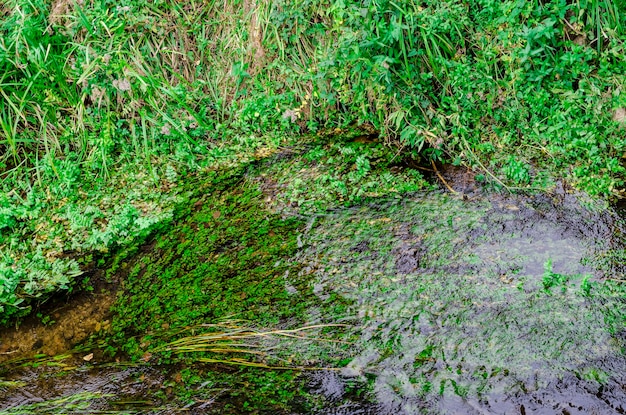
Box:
[0,274,116,364]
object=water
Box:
[295,190,626,414]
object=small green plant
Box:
[542,259,570,292]
[501,156,531,185]
[81,277,94,293]
[580,275,593,297]
[36,312,55,326]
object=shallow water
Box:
[296,190,626,414]
[0,361,166,412]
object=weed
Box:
[542,258,571,292]
[35,312,55,326]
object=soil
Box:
[0,269,116,363]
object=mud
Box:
[0,276,116,363]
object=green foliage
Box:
[0,0,76,161]
[0,156,182,324]
[171,368,311,414]
[1,0,625,323]
[542,258,596,295]
[542,259,570,291]
[107,169,317,359]
[265,137,429,212]
[502,156,531,185]
[265,0,626,194]
[3,0,624,195]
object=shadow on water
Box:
[297,183,626,414]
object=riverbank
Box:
[2,0,626,322]
[1,1,626,413]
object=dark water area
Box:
[1,361,167,412]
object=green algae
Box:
[103,165,351,413]
[259,138,430,214]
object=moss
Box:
[103,167,332,411]
[109,169,311,350]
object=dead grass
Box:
[151,322,348,369]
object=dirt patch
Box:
[0,277,116,363]
[435,164,481,195]
[49,0,83,29]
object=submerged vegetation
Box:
[1,0,626,412]
[99,166,353,412]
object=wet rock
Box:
[394,243,422,274]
